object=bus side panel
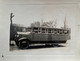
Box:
[31,33,48,41]
[31,33,70,42]
[52,34,70,41]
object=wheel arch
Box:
[18,37,30,42]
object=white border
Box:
[0,0,80,61]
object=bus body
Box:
[10,25,71,49]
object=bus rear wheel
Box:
[19,40,29,49]
[45,44,53,47]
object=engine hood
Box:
[17,32,31,35]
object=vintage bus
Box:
[10,25,71,49]
[10,13,71,49]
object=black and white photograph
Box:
[10,9,71,50]
[0,0,80,61]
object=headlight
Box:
[15,34,19,37]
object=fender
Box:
[19,37,28,41]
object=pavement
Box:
[10,40,74,55]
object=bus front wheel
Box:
[19,39,29,49]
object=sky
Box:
[0,4,78,28]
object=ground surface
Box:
[10,40,74,55]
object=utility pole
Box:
[54,19,57,28]
[41,18,43,27]
[10,13,15,45]
[10,13,14,25]
[64,16,67,29]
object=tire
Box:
[45,44,53,47]
[53,44,58,46]
[19,39,29,49]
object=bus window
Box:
[52,29,54,33]
[54,29,57,34]
[57,30,60,34]
[42,28,45,33]
[33,27,38,33]
[48,29,51,33]
[38,28,41,33]
[64,30,68,34]
[51,29,53,33]
[25,28,31,32]
[59,30,63,34]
